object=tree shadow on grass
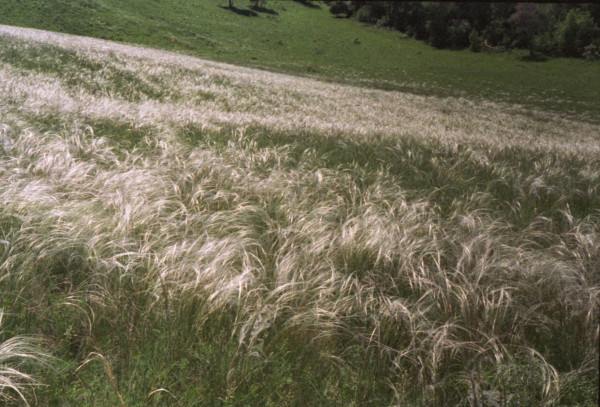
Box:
[251,5,278,15]
[293,0,321,8]
[219,5,258,17]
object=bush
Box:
[483,19,508,47]
[508,3,546,53]
[583,42,600,60]
[469,29,482,52]
[424,3,452,48]
[448,19,472,48]
[356,6,373,23]
[376,15,390,28]
[356,4,386,24]
[329,1,350,18]
[532,31,558,56]
[555,9,596,57]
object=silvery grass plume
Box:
[0,25,599,157]
[0,311,48,405]
[0,24,597,405]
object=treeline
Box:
[327,1,600,59]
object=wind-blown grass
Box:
[0,26,598,405]
[1,1,599,119]
[0,312,48,405]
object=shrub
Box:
[448,19,472,48]
[508,3,546,54]
[532,31,558,56]
[376,15,390,28]
[356,4,386,24]
[583,42,600,60]
[424,3,453,48]
[469,29,482,52]
[483,19,508,47]
[555,9,597,57]
[329,1,350,18]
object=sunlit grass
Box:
[1,1,599,118]
[0,26,598,405]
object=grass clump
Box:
[0,311,49,405]
[0,37,169,102]
[0,29,598,405]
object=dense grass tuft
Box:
[0,26,598,405]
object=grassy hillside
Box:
[1,0,599,119]
[0,26,599,405]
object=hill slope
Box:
[0,25,599,405]
[1,0,599,118]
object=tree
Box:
[555,9,596,57]
[508,3,546,56]
[469,29,482,52]
[483,18,510,47]
[355,1,386,24]
[323,1,597,58]
[329,1,351,18]
[424,2,453,48]
[458,3,491,32]
[448,19,472,48]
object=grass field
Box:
[1,0,600,120]
[0,24,598,405]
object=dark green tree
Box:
[424,2,453,48]
[555,9,596,57]
[508,3,546,56]
[469,29,482,52]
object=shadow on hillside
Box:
[219,5,258,17]
[251,5,278,15]
[293,0,321,8]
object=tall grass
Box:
[0,312,48,405]
[0,27,598,405]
